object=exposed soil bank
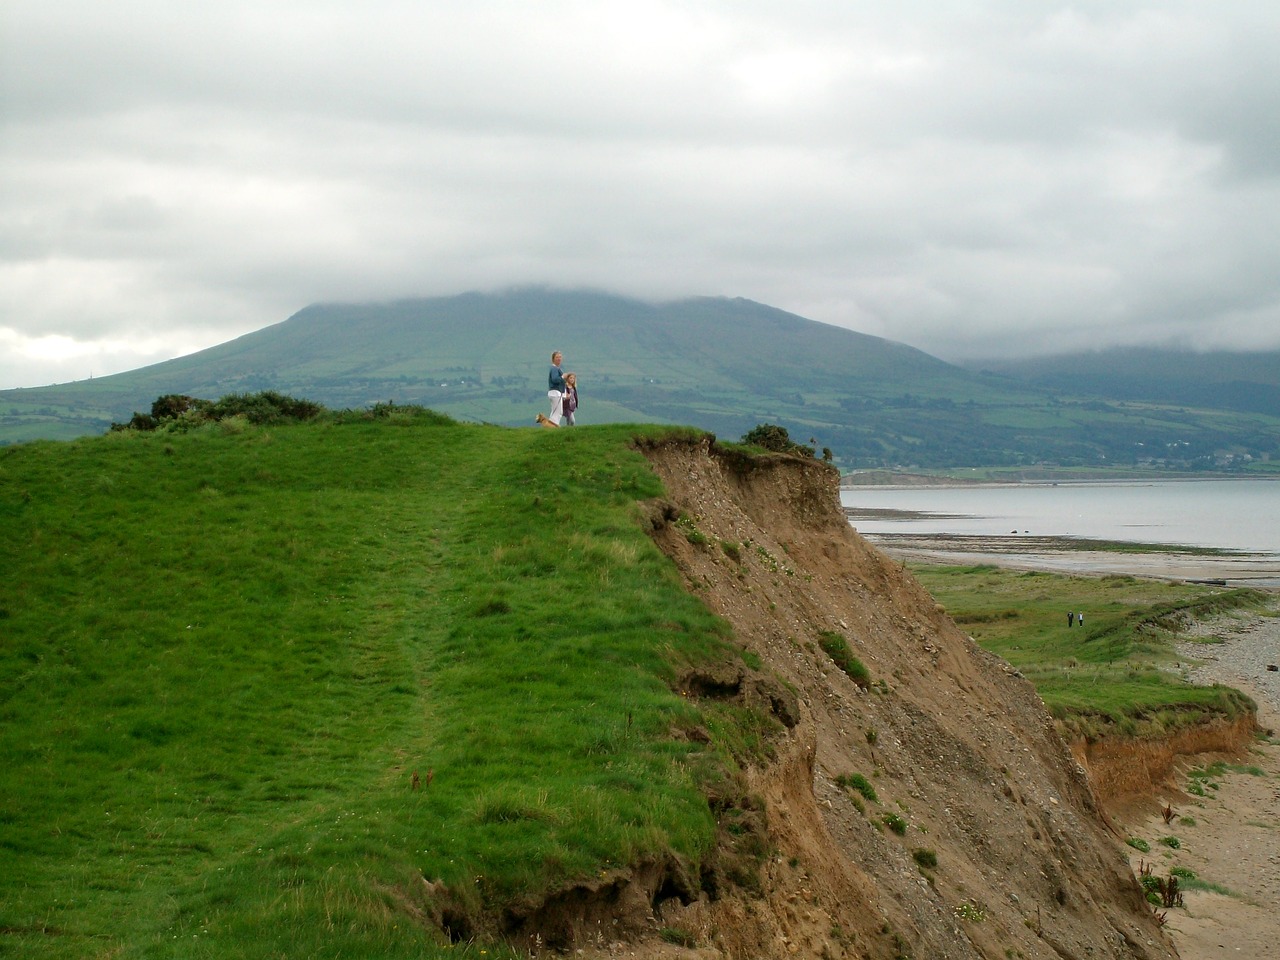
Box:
[600,437,1176,960]
[865,528,1280,960]
[1071,714,1259,809]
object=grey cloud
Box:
[3,1,1280,388]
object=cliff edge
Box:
[631,436,1175,960]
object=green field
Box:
[4,400,1273,958]
[1,412,773,958]
[909,564,1272,740]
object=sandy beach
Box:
[867,533,1280,960]
[1126,612,1280,960]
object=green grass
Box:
[911,565,1270,739]
[0,415,762,958]
[834,773,878,804]
[817,631,872,687]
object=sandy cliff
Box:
[627,436,1175,960]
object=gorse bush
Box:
[739,423,815,458]
[111,390,330,432]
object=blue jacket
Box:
[549,364,566,391]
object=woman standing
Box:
[537,351,566,427]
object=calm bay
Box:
[841,479,1280,556]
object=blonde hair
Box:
[565,372,576,385]
[551,351,562,362]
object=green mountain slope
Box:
[0,414,767,958]
[969,348,1280,418]
[3,289,1278,471]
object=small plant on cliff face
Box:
[912,848,938,870]
[675,514,708,546]
[659,928,697,948]
[882,813,908,835]
[1138,862,1185,908]
[1158,835,1181,849]
[817,631,872,688]
[836,773,878,804]
[1126,837,1151,853]
[954,900,987,922]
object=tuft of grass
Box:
[881,813,908,835]
[912,848,938,870]
[835,773,879,804]
[817,631,872,687]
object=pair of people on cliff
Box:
[541,351,578,427]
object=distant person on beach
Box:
[562,372,578,426]
[537,351,566,427]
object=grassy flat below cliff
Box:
[0,414,761,959]
[908,564,1270,740]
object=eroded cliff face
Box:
[630,437,1175,960]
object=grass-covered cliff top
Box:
[0,409,761,958]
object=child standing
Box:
[562,372,579,426]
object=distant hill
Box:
[2,288,1278,471]
[967,348,1280,418]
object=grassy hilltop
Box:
[3,402,1272,958]
[0,410,771,958]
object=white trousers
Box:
[547,390,564,425]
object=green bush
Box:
[835,773,878,804]
[112,391,326,432]
[912,848,938,870]
[818,631,872,687]
[740,423,815,457]
[882,813,908,835]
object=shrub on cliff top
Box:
[740,423,815,458]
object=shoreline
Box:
[862,532,1280,592]
[864,528,1280,960]
[841,473,1280,490]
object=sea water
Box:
[840,479,1280,558]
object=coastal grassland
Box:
[910,565,1271,739]
[0,415,753,959]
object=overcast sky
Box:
[3,2,1279,389]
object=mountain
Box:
[967,348,1280,418]
[3,289,1278,471]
